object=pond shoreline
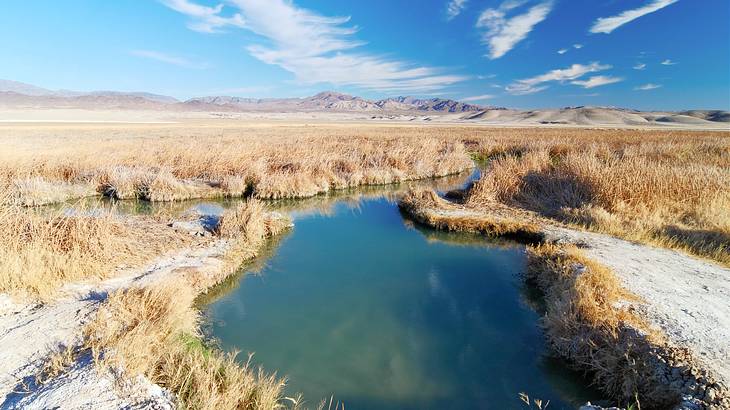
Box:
[398,190,730,409]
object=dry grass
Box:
[84,284,291,410]
[464,131,730,264]
[43,200,298,409]
[0,124,473,205]
[217,200,292,280]
[399,189,544,242]
[0,197,191,299]
[526,244,674,408]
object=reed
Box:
[526,244,688,409]
[0,190,192,299]
[84,284,291,410]
[465,134,730,264]
[0,125,474,204]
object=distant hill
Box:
[0,80,178,108]
[181,92,484,113]
[376,96,483,112]
[0,79,728,127]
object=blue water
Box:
[203,196,599,409]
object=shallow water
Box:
[203,195,601,409]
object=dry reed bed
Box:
[463,130,730,265]
[526,245,727,409]
[397,193,727,408]
[0,125,474,204]
[398,189,544,242]
[0,196,194,299]
[40,201,301,409]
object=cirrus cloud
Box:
[446,0,468,20]
[476,0,554,59]
[162,0,467,93]
[571,75,623,89]
[635,83,662,90]
[590,0,679,34]
[160,0,245,33]
[130,49,209,69]
[506,62,612,95]
[460,94,495,102]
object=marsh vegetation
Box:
[1,122,727,408]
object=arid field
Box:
[1,121,728,409]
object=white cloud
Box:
[635,83,662,90]
[590,0,679,34]
[130,49,209,69]
[661,59,677,65]
[447,0,468,20]
[570,75,623,89]
[633,63,647,70]
[160,0,245,33]
[506,62,611,95]
[476,1,553,59]
[558,44,583,54]
[461,94,495,102]
[163,0,467,92]
[477,74,497,79]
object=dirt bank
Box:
[399,191,729,409]
[0,204,290,409]
[0,239,229,408]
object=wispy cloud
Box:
[476,1,554,59]
[590,0,679,34]
[163,0,467,93]
[130,49,209,69]
[160,0,245,33]
[570,75,623,89]
[635,83,662,90]
[461,94,495,102]
[446,0,468,20]
[661,59,677,65]
[506,62,611,95]
[558,43,583,55]
[633,63,647,70]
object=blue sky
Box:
[1,0,728,110]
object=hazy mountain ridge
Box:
[0,79,728,126]
[183,91,483,113]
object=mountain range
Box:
[0,80,484,113]
[0,79,728,127]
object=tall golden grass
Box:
[85,284,293,410]
[0,196,191,299]
[38,200,300,409]
[465,132,730,264]
[0,124,473,204]
[524,244,730,409]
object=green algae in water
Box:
[204,197,601,409]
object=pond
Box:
[201,180,601,409]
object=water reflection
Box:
[203,197,602,409]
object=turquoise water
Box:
[203,195,600,409]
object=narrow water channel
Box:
[46,170,602,408]
[201,186,601,409]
